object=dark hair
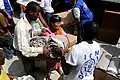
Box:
[50,15,61,23]
[83,21,99,40]
[26,1,40,14]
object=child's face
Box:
[52,22,61,30]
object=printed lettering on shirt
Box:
[78,50,99,80]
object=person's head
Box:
[50,15,62,30]
[83,21,99,41]
[25,1,41,21]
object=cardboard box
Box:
[98,10,120,45]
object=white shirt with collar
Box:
[13,15,43,57]
[40,0,54,13]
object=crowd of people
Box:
[0,0,101,80]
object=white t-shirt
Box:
[64,41,101,80]
[40,0,54,13]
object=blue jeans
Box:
[45,12,53,25]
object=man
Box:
[16,0,49,28]
[72,0,93,43]
[61,21,101,80]
[13,1,49,75]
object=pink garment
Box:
[46,59,61,70]
[41,27,66,37]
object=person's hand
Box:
[42,28,51,34]
[64,48,70,53]
[43,46,50,57]
[7,15,12,20]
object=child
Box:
[49,15,66,36]
[30,20,51,37]
[44,15,67,80]
[29,36,64,80]
[35,15,66,37]
[30,16,66,80]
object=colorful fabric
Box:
[54,27,66,36]
[0,67,10,80]
[46,59,61,70]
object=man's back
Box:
[65,41,100,80]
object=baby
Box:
[30,20,51,37]
[30,36,64,80]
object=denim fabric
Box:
[45,12,53,25]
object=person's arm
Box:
[73,0,81,22]
[39,0,49,28]
[61,47,78,75]
[61,56,73,75]
[0,0,12,20]
[73,8,80,22]
[2,9,12,19]
[39,12,49,28]
[14,22,44,57]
